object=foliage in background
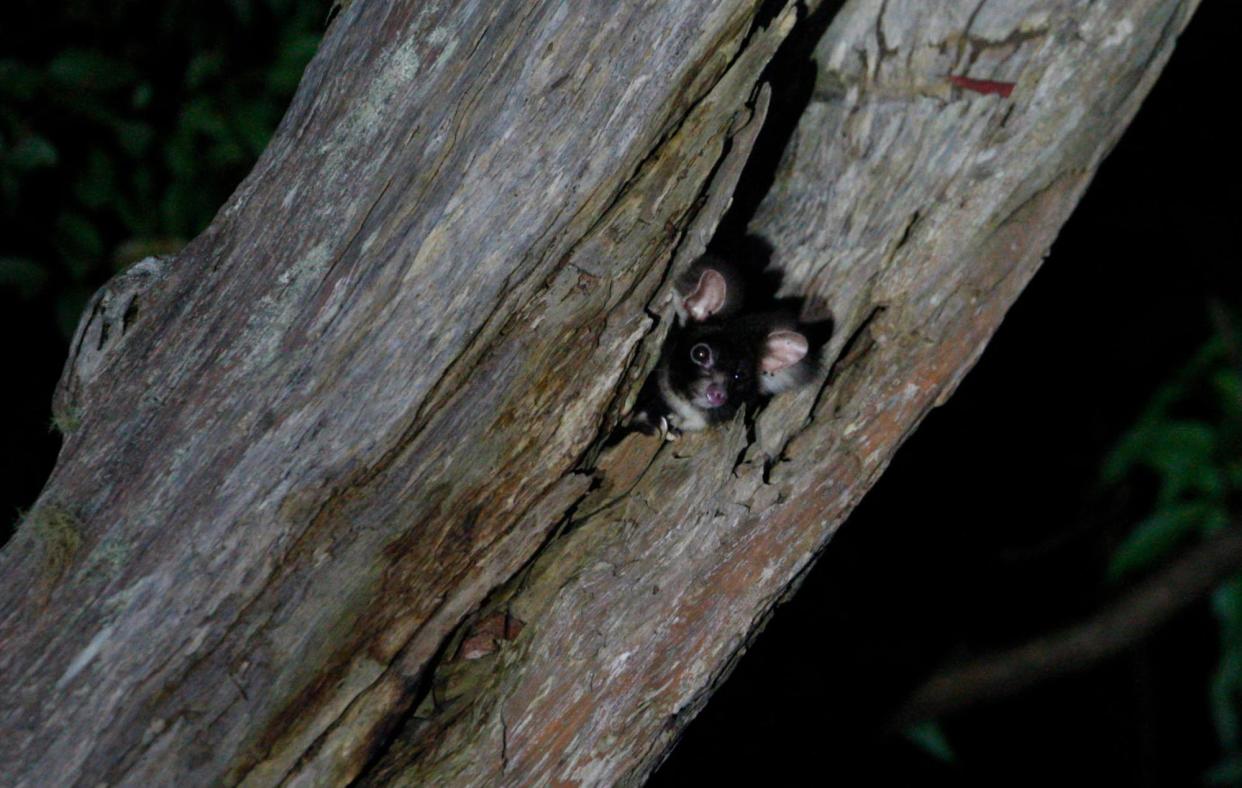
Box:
[906,309,1242,775]
[0,0,327,337]
[1102,305,1242,783]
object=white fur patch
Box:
[658,367,708,432]
[760,363,813,395]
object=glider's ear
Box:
[680,268,728,322]
[760,329,808,373]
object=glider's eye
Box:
[691,344,712,367]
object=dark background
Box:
[2,1,1237,785]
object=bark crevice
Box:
[0,1,1199,785]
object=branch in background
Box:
[894,525,1242,727]
[1208,298,1241,371]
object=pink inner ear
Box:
[761,330,808,372]
[683,269,727,321]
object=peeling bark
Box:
[0,0,1197,785]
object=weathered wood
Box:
[0,0,1197,785]
[0,1,795,784]
[360,0,1202,784]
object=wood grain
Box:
[0,0,1197,785]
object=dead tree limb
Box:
[0,0,1199,785]
[894,526,1242,726]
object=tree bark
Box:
[0,0,1198,785]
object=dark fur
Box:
[627,250,825,437]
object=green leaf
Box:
[1213,368,1242,421]
[0,257,49,299]
[161,181,202,237]
[1213,579,1242,655]
[1107,503,1209,581]
[54,212,104,271]
[181,97,230,142]
[131,81,154,111]
[164,130,198,181]
[0,58,42,101]
[1106,419,1220,505]
[231,100,277,156]
[268,32,321,94]
[1206,755,1242,786]
[48,49,138,92]
[1103,418,1162,484]
[116,167,157,236]
[1211,654,1242,754]
[207,138,247,168]
[8,134,58,171]
[55,287,92,340]
[1148,421,1216,485]
[1203,507,1232,536]
[1210,578,1242,750]
[903,721,955,763]
[185,52,225,90]
[229,0,255,28]
[112,119,155,158]
[73,148,116,210]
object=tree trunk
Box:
[0,0,1197,785]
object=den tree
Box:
[0,0,1199,784]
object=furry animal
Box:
[628,254,815,437]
